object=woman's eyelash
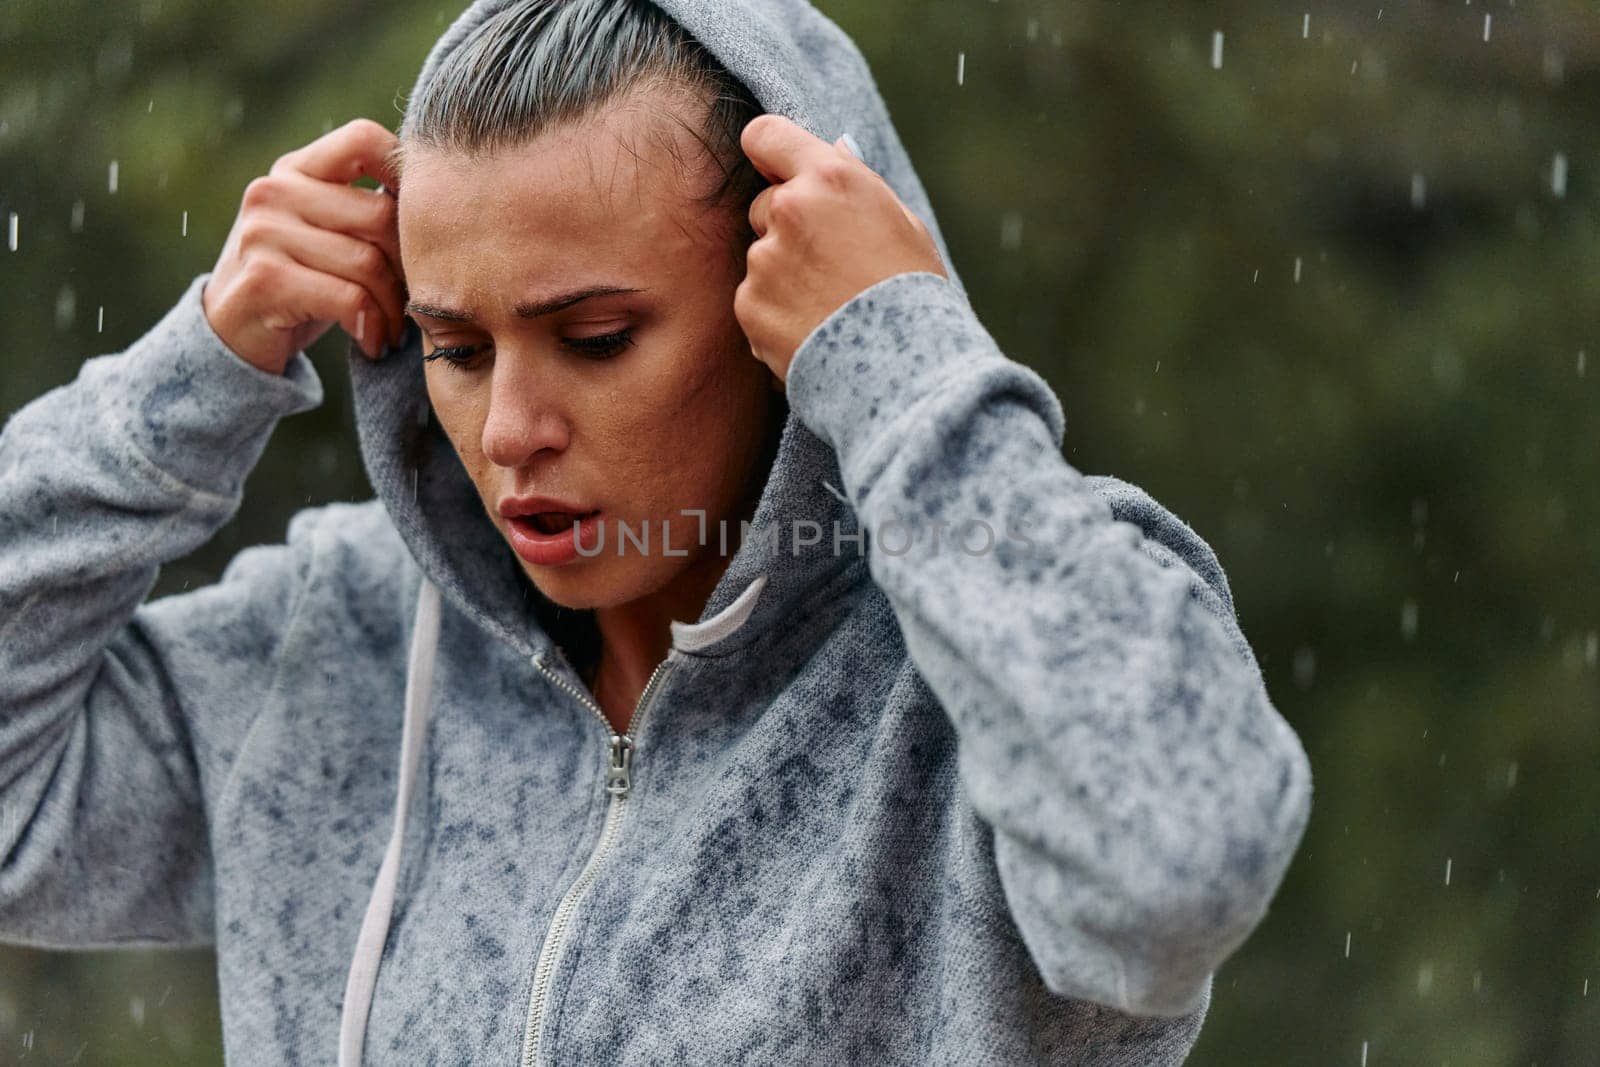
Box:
[561,330,635,358]
[422,343,487,367]
[421,331,635,369]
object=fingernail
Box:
[839,132,862,160]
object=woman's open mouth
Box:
[505,510,603,567]
[525,511,598,535]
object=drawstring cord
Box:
[337,576,441,1067]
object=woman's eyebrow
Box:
[405,285,648,322]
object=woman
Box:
[0,0,1313,1063]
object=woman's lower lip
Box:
[506,511,602,567]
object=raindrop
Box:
[1543,46,1565,84]
[1293,256,1303,283]
[1344,930,1351,958]
[1552,152,1568,198]
[109,159,120,193]
[70,199,85,231]
[1444,857,1452,885]
[1411,173,1426,209]
[1584,631,1596,666]
[1211,31,1224,70]
[1473,970,1483,992]
[1579,349,1587,377]
[1360,1040,1368,1066]
[1302,13,1310,39]
[6,212,15,252]
[957,52,966,86]
[1400,598,1418,641]
[1417,961,1434,995]
[55,284,76,331]
[1482,13,1492,43]
[130,994,145,1026]
[97,305,105,333]
[181,209,188,237]
[1506,760,1518,789]
[1000,210,1023,250]
[1293,646,1316,689]
[1432,345,1463,389]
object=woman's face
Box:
[397,97,781,611]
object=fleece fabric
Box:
[0,0,1313,1063]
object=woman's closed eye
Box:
[422,329,637,369]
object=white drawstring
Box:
[337,576,441,1067]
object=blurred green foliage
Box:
[2,0,1597,1063]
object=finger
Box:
[274,169,403,289]
[254,255,396,359]
[252,215,405,346]
[272,117,401,190]
[740,113,836,185]
[748,185,775,238]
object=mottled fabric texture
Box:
[0,0,1313,1063]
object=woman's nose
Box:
[480,368,570,469]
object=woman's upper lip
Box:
[497,495,599,519]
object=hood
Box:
[345,0,969,668]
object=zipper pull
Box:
[606,733,634,798]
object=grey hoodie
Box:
[0,1,1313,1063]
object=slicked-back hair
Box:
[392,0,767,242]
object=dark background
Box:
[2,0,1597,1062]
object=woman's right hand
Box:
[203,118,408,374]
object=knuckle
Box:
[816,157,852,188]
[235,214,274,251]
[354,241,384,276]
[767,187,801,226]
[236,256,279,299]
[745,239,776,271]
[732,277,754,314]
[241,175,278,209]
[367,193,396,230]
[339,278,368,317]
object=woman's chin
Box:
[517,555,662,613]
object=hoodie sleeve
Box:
[0,271,324,947]
[784,270,1313,1018]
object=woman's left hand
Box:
[736,114,949,385]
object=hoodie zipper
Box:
[520,651,675,1067]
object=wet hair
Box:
[391,0,768,250]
